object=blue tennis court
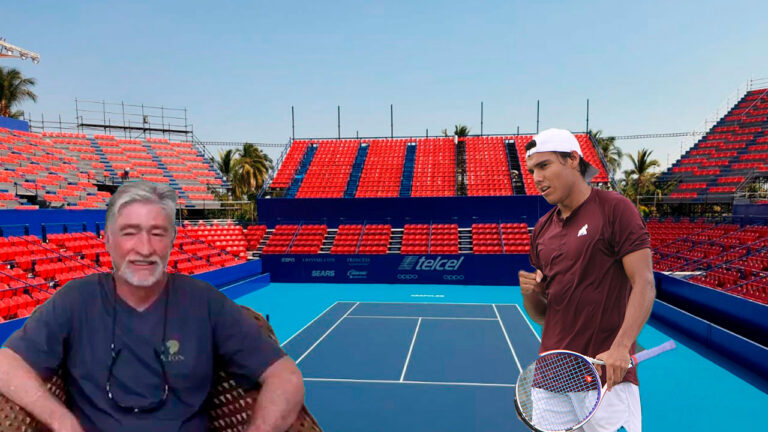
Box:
[236,282,768,432]
[282,302,537,431]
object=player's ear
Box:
[570,151,580,167]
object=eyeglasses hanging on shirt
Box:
[106,281,171,413]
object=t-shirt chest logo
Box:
[162,339,185,362]
[577,224,588,237]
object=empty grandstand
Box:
[660,87,768,203]
[267,133,611,198]
[0,128,226,209]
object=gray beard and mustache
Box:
[116,256,169,287]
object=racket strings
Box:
[517,353,601,431]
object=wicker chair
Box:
[0,306,322,432]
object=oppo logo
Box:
[397,274,418,280]
[442,274,465,281]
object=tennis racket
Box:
[514,340,676,432]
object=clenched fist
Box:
[518,269,545,297]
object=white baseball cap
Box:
[526,128,600,182]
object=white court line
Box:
[400,318,422,381]
[493,304,523,373]
[513,304,541,342]
[337,300,519,306]
[281,301,341,347]
[304,377,516,388]
[346,315,496,321]
[295,302,359,364]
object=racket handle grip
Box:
[633,340,677,364]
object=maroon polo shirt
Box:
[529,188,651,386]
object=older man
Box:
[0,181,305,432]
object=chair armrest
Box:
[206,306,321,432]
[0,373,65,432]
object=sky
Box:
[4,0,768,169]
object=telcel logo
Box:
[399,256,465,271]
[311,270,335,277]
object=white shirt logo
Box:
[577,224,588,237]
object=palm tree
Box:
[0,67,37,118]
[454,124,470,137]
[215,149,236,181]
[625,148,661,206]
[231,143,273,200]
[590,129,623,175]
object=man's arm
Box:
[246,356,305,432]
[596,248,656,390]
[518,269,547,325]
[0,348,83,432]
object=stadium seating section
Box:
[648,218,768,304]
[0,220,246,321]
[661,88,768,198]
[472,223,531,253]
[0,129,225,209]
[251,222,530,256]
[4,216,768,322]
[269,134,609,198]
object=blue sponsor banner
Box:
[260,254,534,285]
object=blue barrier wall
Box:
[261,253,533,285]
[732,203,768,225]
[654,272,767,346]
[257,196,552,227]
[650,300,768,391]
[0,210,106,237]
[0,116,30,132]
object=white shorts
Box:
[530,382,642,432]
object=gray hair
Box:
[105,181,178,231]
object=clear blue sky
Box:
[4,0,768,168]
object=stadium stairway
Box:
[321,228,336,253]
[399,143,417,197]
[505,139,527,195]
[458,227,473,253]
[344,144,368,198]
[285,145,317,198]
[455,139,468,196]
[389,227,404,253]
[249,228,273,258]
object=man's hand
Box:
[518,269,544,297]
[518,269,547,325]
[51,413,85,432]
[595,346,631,392]
[246,357,304,432]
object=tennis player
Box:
[518,129,656,432]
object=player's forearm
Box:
[247,357,305,432]
[0,348,79,431]
[522,293,547,325]
[612,275,655,352]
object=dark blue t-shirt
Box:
[3,273,286,432]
